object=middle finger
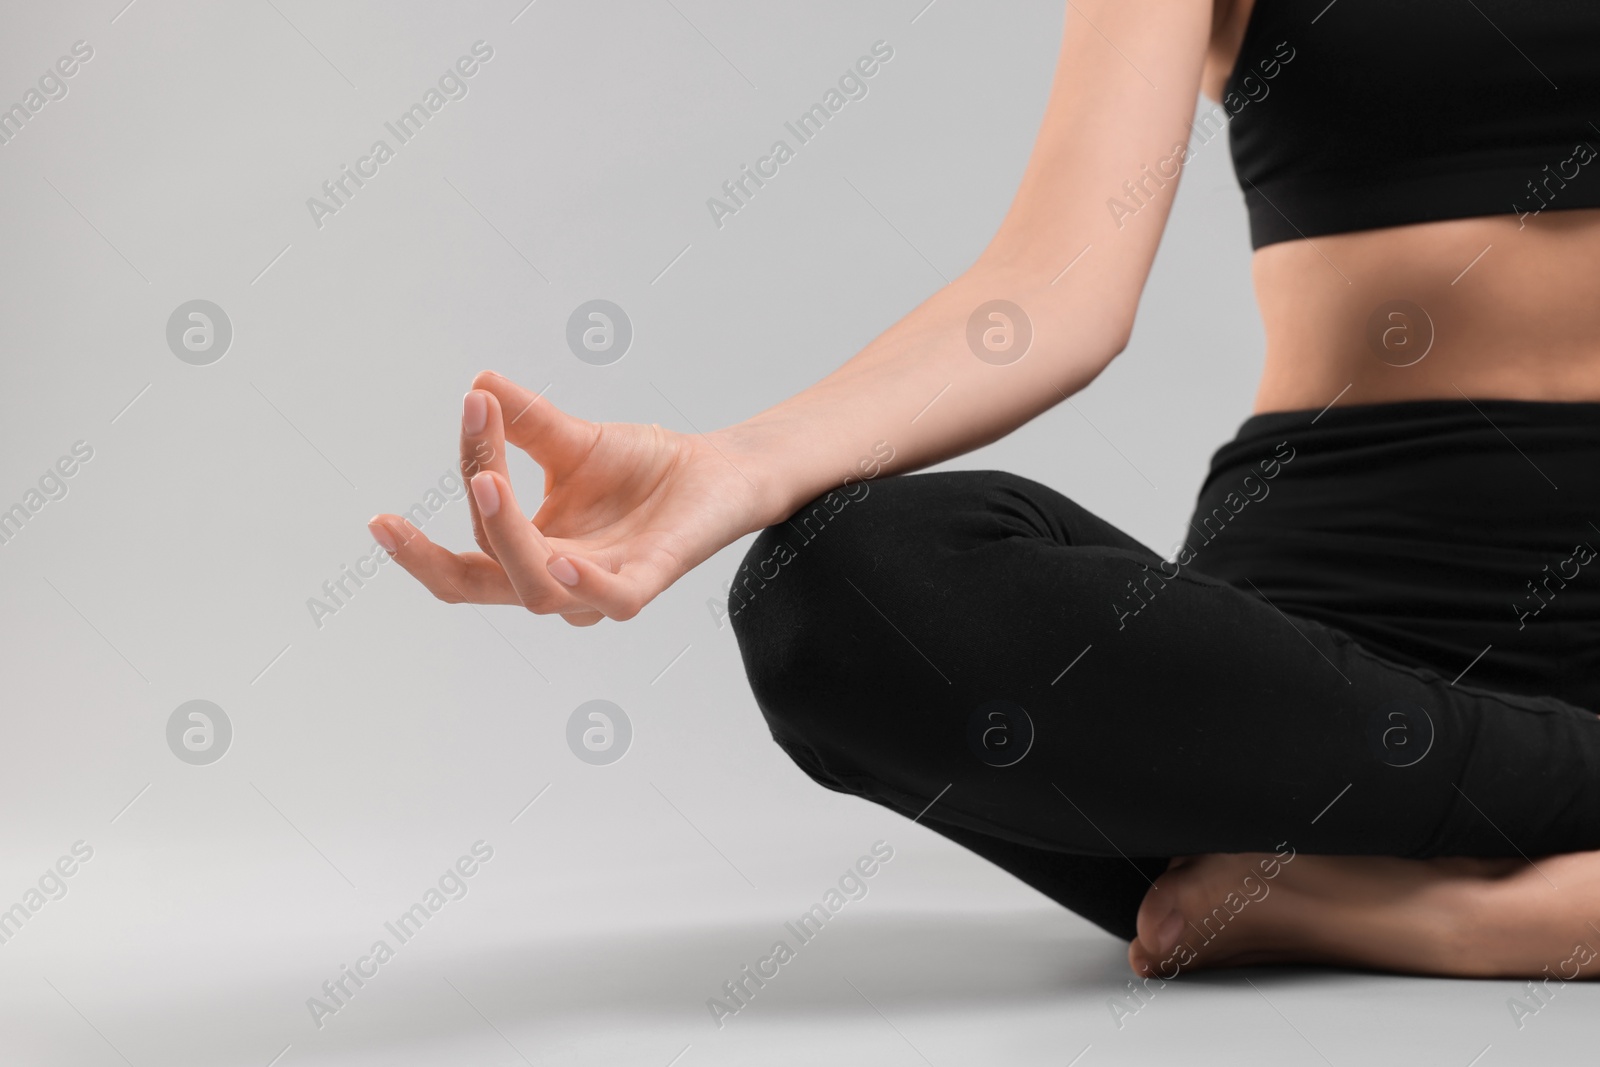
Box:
[468,469,596,615]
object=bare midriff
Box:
[1248,209,1600,413]
[1205,0,1600,415]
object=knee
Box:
[727,466,1030,633]
[729,470,1035,751]
[726,485,877,713]
[727,474,939,746]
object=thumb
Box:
[472,371,595,463]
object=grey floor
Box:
[2,1,1594,1064]
[3,802,1591,1065]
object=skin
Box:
[370,0,1600,981]
[1209,0,1600,413]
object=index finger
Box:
[461,388,511,558]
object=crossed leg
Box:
[728,469,1600,978]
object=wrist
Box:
[704,419,807,532]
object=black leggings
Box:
[727,399,1600,941]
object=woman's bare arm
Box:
[719,0,1217,527]
[375,1,1217,622]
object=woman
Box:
[369,0,1600,981]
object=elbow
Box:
[1101,301,1136,361]
[1034,282,1135,376]
[1105,321,1132,362]
[1082,315,1133,380]
[1094,300,1138,368]
[1050,326,1128,400]
[1070,319,1132,395]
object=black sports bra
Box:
[1225,0,1600,249]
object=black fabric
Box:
[1225,0,1600,248]
[1190,398,1600,711]
[728,399,1600,941]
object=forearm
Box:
[713,257,1129,528]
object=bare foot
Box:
[1127,848,1600,981]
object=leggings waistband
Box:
[1200,397,1600,531]
[1188,397,1600,711]
[1210,397,1600,488]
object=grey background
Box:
[1,1,1587,1064]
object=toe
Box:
[1135,865,1191,965]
